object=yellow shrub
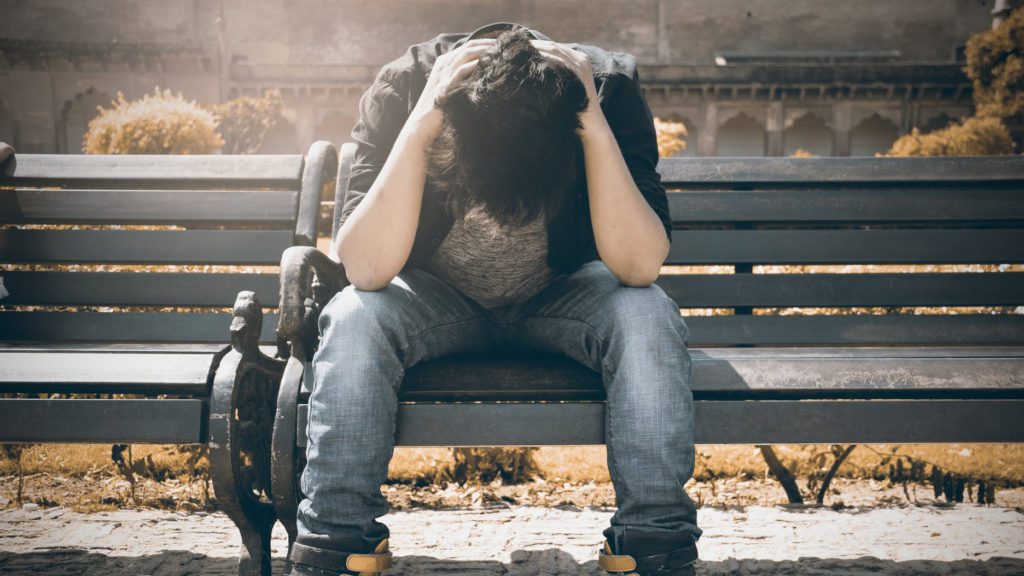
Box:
[654,116,688,158]
[966,8,1024,124]
[83,88,223,155]
[885,116,1014,157]
[207,90,284,154]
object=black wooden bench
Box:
[0,142,337,575]
[225,143,1024,575]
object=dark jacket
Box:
[339,22,672,275]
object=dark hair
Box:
[427,26,590,226]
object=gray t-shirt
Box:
[423,204,561,309]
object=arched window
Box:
[59,88,112,154]
[919,112,955,134]
[783,112,833,157]
[850,113,900,157]
[715,111,765,157]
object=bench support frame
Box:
[210,292,286,576]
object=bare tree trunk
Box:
[817,444,857,504]
[758,445,803,504]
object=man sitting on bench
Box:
[287,22,701,576]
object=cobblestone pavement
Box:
[1,504,1023,575]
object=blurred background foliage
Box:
[83,88,223,155]
[82,88,283,155]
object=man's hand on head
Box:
[530,40,600,118]
[409,38,496,144]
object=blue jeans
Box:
[297,259,701,553]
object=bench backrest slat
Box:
[0,229,294,264]
[2,271,279,306]
[684,314,1024,346]
[6,154,304,188]
[666,229,1024,265]
[1,189,300,225]
[658,156,1024,184]
[658,273,1023,308]
[666,187,1024,223]
[0,311,279,343]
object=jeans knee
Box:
[606,285,690,347]
[320,285,390,337]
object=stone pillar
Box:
[833,102,852,157]
[699,102,717,157]
[992,0,1020,29]
[295,96,317,150]
[766,101,784,157]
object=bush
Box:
[885,116,1014,157]
[654,117,688,158]
[966,8,1024,124]
[83,88,223,155]
[440,447,541,485]
[207,90,284,154]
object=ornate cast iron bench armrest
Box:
[276,245,348,361]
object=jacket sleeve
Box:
[598,67,674,242]
[338,72,410,230]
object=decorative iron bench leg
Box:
[211,291,287,576]
[272,351,306,557]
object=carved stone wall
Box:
[0,0,997,155]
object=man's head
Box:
[428,26,590,226]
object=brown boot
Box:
[597,531,698,576]
[286,536,393,576]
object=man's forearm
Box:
[580,111,670,286]
[334,39,494,291]
[334,121,434,291]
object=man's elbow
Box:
[608,240,668,287]
[342,264,394,292]
[336,245,396,291]
[617,267,661,288]
[609,258,663,287]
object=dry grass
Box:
[5,443,1023,487]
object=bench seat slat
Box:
[296,399,1024,446]
[0,229,294,264]
[657,273,1024,308]
[0,399,206,444]
[373,347,1024,402]
[0,350,218,394]
[0,341,278,354]
[2,271,279,306]
[667,229,1024,265]
[5,154,303,188]
[657,156,1024,185]
[0,312,278,343]
[1,189,299,224]
[667,188,1024,222]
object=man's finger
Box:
[449,43,495,65]
[451,59,480,83]
[532,44,574,60]
[533,48,574,68]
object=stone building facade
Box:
[0,0,1001,156]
